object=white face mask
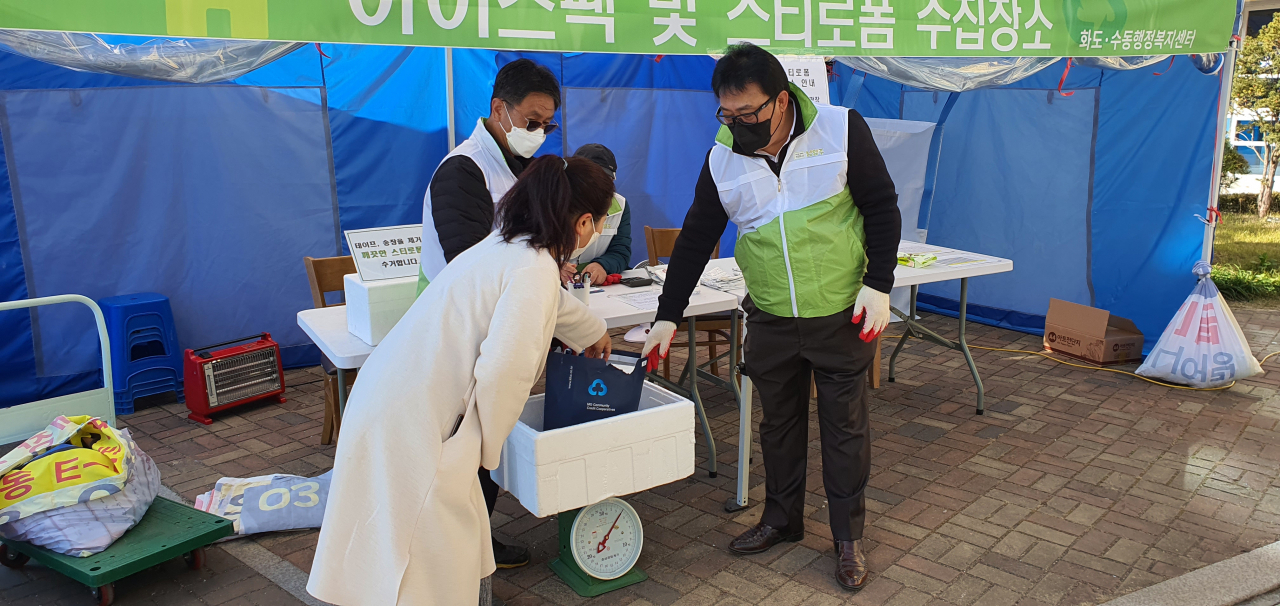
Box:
[502,106,546,158]
[571,217,600,259]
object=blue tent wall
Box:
[0,44,455,409]
[830,58,1219,350]
[0,48,1223,409]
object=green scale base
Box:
[550,507,648,597]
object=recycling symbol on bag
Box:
[588,379,608,396]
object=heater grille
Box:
[203,348,281,408]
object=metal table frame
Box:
[887,280,986,414]
[644,309,742,480]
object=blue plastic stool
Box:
[98,293,184,415]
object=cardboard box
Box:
[492,378,695,518]
[344,273,418,346]
[1044,299,1144,365]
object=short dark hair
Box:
[492,58,561,109]
[711,44,789,99]
[496,156,614,265]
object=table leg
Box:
[686,317,717,478]
[336,368,348,418]
[957,278,985,415]
[727,309,750,513]
[888,285,918,382]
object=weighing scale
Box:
[550,497,647,596]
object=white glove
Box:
[641,320,677,371]
[852,287,890,342]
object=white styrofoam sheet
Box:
[492,381,695,518]
[344,273,417,346]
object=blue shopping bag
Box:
[542,352,647,431]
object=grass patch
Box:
[1213,213,1280,303]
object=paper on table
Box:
[897,241,947,255]
[937,255,991,267]
[612,290,661,310]
[611,288,700,310]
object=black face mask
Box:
[730,120,774,156]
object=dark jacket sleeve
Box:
[655,153,729,325]
[429,155,495,263]
[588,200,633,275]
[846,109,901,294]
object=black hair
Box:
[496,155,614,265]
[492,58,562,109]
[711,43,789,99]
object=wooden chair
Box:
[644,226,738,380]
[304,255,358,446]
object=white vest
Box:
[708,100,865,318]
[419,119,519,282]
[570,193,626,265]
[709,104,849,235]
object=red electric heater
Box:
[184,333,286,425]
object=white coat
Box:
[308,233,606,606]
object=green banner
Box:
[0,0,1236,57]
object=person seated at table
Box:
[560,143,632,285]
[309,156,615,606]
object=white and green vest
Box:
[571,192,626,267]
[710,85,867,319]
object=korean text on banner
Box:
[0,0,1236,57]
[0,415,135,525]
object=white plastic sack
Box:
[1136,262,1263,388]
[0,429,159,557]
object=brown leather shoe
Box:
[728,522,803,555]
[835,540,868,591]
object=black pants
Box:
[744,297,875,541]
[480,468,499,515]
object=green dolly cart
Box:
[0,295,234,605]
[0,496,234,605]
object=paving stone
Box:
[77,310,1280,605]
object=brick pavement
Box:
[5,307,1280,605]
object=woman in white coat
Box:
[308,156,616,606]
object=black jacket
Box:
[428,133,530,263]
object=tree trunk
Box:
[1261,145,1278,218]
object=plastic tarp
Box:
[847,57,1221,348]
[0,30,302,83]
[835,57,1063,92]
[1,85,341,377]
[0,47,1228,408]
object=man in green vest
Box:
[643,44,900,592]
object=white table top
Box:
[703,240,1013,303]
[299,241,1010,369]
[297,276,741,369]
[298,306,373,369]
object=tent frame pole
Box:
[1205,44,1239,264]
[446,47,456,151]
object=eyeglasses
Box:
[505,101,559,135]
[716,96,777,126]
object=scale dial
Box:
[569,497,644,580]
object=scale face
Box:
[569,498,644,580]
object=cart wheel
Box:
[0,544,29,569]
[184,547,206,570]
[91,583,114,606]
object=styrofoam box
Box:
[344,273,418,346]
[492,381,695,518]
